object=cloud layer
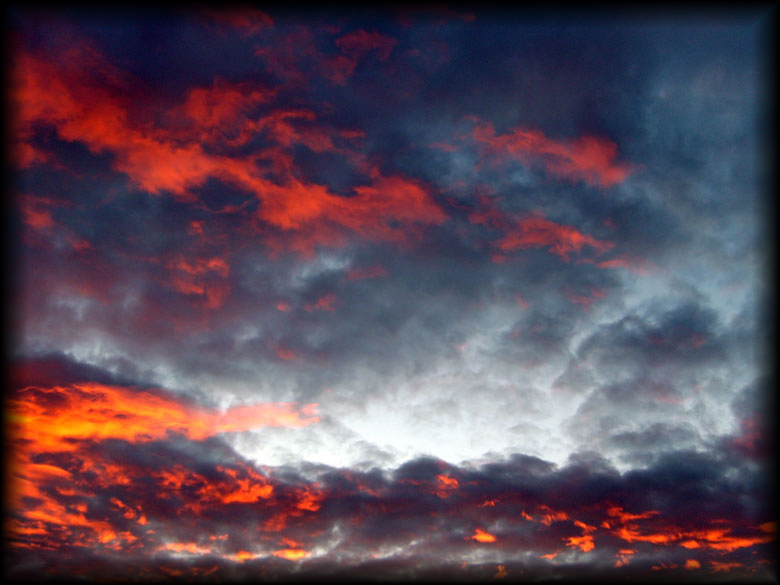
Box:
[7,5,774,581]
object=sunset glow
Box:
[6,4,774,582]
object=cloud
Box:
[14,42,449,261]
[8,10,771,582]
[471,119,636,188]
[7,356,775,580]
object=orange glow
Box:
[540,552,558,560]
[276,301,291,311]
[684,559,701,570]
[613,526,678,545]
[607,505,775,552]
[436,474,459,498]
[538,505,569,526]
[480,499,498,507]
[606,507,660,522]
[6,381,318,550]
[677,528,774,551]
[273,548,310,561]
[566,534,595,552]
[471,528,496,543]
[8,383,318,452]
[494,564,508,579]
[574,520,597,533]
[160,542,213,555]
[652,562,678,571]
[203,465,274,504]
[436,474,458,489]
[296,485,323,512]
[614,549,635,568]
[710,561,744,573]
[227,550,261,562]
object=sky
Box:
[4,4,777,582]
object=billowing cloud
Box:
[6,357,775,580]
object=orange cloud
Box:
[676,528,774,552]
[296,485,324,512]
[6,379,321,555]
[436,474,459,498]
[8,383,318,453]
[273,548,310,561]
[471,528,497,543]
[566,534,595,552]
[606,506,774,552]
[226,550,262,562]
[710,561,744,573]
[472,121,635,188]
[538,505,570,526]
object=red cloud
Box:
[13,43,447,257]
[204,7,273,34]
[347,264,389,281]
[469,198,613,262]
[335,29,397,60]
[472,120,635,188]
[325,29,398,85]
[305,294,337,312]
[497,214,613,261]
[565,287,607,310]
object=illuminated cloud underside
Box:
[7,5,774,582]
